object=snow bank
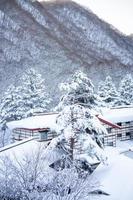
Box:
[93,147,133,200]
[0,140,42,161]
[1,138,133,199]
[101,107,133,123]
[7,113,58,130]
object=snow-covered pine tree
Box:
[98,76,119,107]
[0,84,24,146]
[0,69,51,146]
[0,68,50,125]
[0,84,23,127]
[20,68,51,117]
[57,70,102,111]
[52,71,107,174]
[119,74,133,105]
[53,104,107,174]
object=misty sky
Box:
[39,0,133,35]
[74,0,133,35]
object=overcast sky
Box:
[74,0,133,35]
[39,0,133,35]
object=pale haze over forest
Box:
[39,0,133,35]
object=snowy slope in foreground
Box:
[0,139,133,199]
[0,140,43,161]
[94,148,133,200]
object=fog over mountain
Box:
[0,0,133,103]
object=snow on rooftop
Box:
[7,113,58,130]
[101,107,133,123]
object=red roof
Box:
[96,115,121,129]
[14,127,49,132]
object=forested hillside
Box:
[0,0,133,103]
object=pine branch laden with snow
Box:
[57,70,103,111]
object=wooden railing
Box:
[12,128,57,142]
[104,133,116,147]
[12,128,39,141]
[116,125,133,141]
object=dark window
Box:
[108,141,113,146]
[125,121,130,125]
[40,132,48,140]
[117,133,122,138]
[107,128,112,133]
[126,132,131,137]
[117,122,122,126]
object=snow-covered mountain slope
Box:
[0,0,133,102]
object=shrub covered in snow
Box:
[0,145,99,200]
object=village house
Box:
[7,111,124,147]
[101,106,133,141]
[7,113,58,142]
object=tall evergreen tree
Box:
[54,71,106,173]
[0,68,51,126]
[20,68,51,116]
[119,74,133,105]
[54,104,106,174]
[0,68,51,146]
[57,70,102,111]
[0,84,23,147]
[0,85,23,128]
[98,76,119,107]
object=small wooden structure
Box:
[9,109,131,146]
[97,115,121,147]
[103,133,117,147]
[101,107,133,142]
[116,121,133,141]
[12,127,57,142]
[7,112,58,142]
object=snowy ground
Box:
[93,153,133,200]
[0,139,45,161]
[0,139,133,200]
[93,140,133,200]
